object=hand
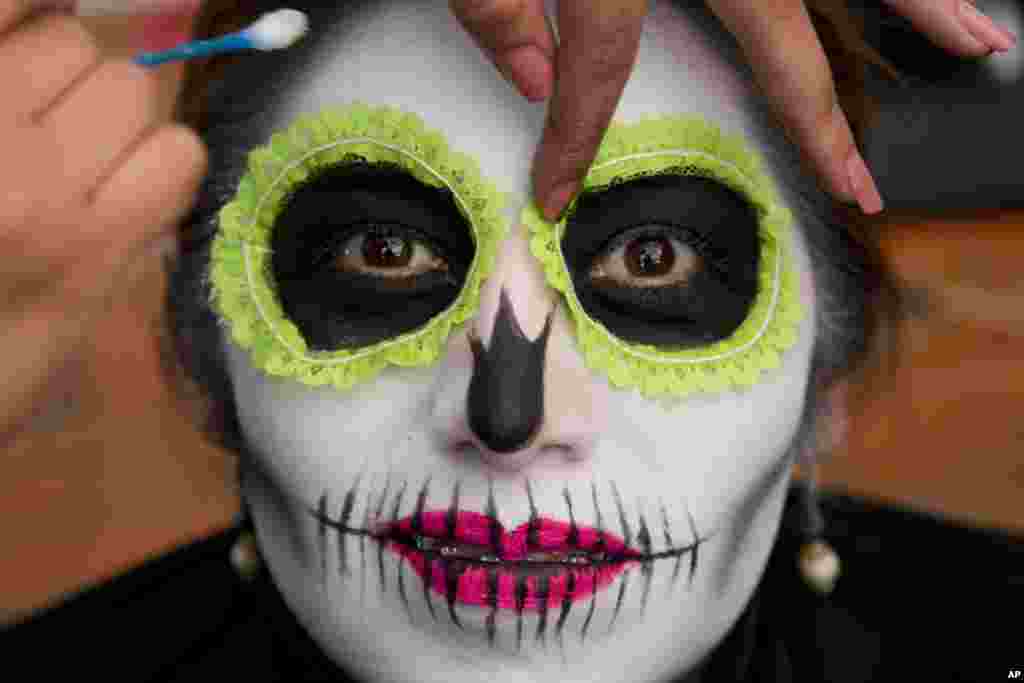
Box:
[0,0,206,445]
[451,0,1017,220]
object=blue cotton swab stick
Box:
[133,8,309,67]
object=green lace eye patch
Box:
[524,114,805,398]
[561,172,760,347]
[270,160,475,350]
[211,105,802,397]
[209,103,508,390]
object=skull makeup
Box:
[168,1,880,681]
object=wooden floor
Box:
[2,16,1022,625]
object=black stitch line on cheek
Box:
[556,485,578,656]
[447,479,461,540]
[525,478,539,552]
[397,549,412,625]
[486,565,499,649]
[412,475,431,536]
[337,470,364,577]
[580,573,598,644]
[374,472,393,595]
[389,480,408,534]
[360,483,373,607]
[417,477,438,622]
[380,480,407,596]
[444,558,465,630]
[606,567,630,635]
[661,500,681,596]
[607,479,632,636]
[555,568,576,647]
[580,481,603,644]
[487,477,502,560]
[563,485,578,548]
[318,491,329,587]
[610,480,632,548]
[375,471,393,527]
[534,574,550,647]
[421,553,438,622]
[591,481,606,554]
[637,511,654,616]
[387,475,410,622]
[686,505,700,587]
[515,572,528,653]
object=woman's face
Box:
[221,1,818,681]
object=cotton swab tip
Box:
[245,9,309,51]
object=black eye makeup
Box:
[270,160,475,350]
[561,172,760,347]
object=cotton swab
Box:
[133,8,309,67]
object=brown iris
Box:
[363,234,411,268]
[332,228,448,279]
[589,233,699,288]
[625,237,674,277]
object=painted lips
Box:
[376,510,643,611]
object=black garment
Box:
[6,486,1021,682]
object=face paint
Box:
[212,106,803,398]
[309,474,708,654]
[210,103,508,389]
[215,1,819,681]
[524,113,804,398]
[466,290,554,454]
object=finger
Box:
[53,123,205,330]
[89,123,207,253]
[0,13,102,124]
[532,0,648,221]
[450,0,556,102]
[37,58,162,205]
[707,0,882,214]
[884,0,1016,55]
[0,0,69,36]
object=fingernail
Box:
[958,1,1017,52]
[504,45,553,102]
[845,151,884,215]
[542,182,578,222]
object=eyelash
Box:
[588,224,701,287]
[312,224,450,280]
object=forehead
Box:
[270,0,770,207]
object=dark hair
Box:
[161,0,906,463]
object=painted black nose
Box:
[467,289,553,453]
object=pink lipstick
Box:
[376,510,643,611]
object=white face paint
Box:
[221,1,818,681]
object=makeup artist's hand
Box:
[0,0,206,444]
[451,0,1017,220]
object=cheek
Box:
[223,341,437,506]
[603,309,814,528]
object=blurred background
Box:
[3,1,1022,625]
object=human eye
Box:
[588,225,699,289]
[270,161,475,351]
[331,224,449,282]
[562,173,760,348]
[208,103,509,391]
[522,113,805,397]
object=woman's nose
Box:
[431,224,606,477]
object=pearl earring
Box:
[797,459,841,595]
